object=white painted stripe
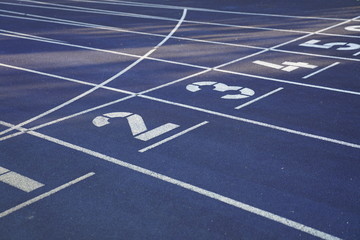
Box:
[0,29,65,43]
[7,0,360,42]
[235,88,284,110]
[139,95,360,149]
[135,123,180,141]
[0,120,342,240]
[0,166,10,175]
[273,48,360,62]
[0,63,134,95]
[0,1,174,22]
[0,12,262,51]
[0,8,188,137]
[93,0,350,21]
[0,172,44,193]
[216,69,360,96]
[353,51,360,56]
[138,121,208,152]
[253,60,283,69]
[0,172,94,218]
[302,62,340,79]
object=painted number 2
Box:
[92,112,179,141]
[300,39,360,51]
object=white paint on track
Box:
[139,121,209,152]
[0,120,343,240]
[0,172,95,218]
[81,0,352,21]
[302,62,341,79]
[0,8,188,137]
[235,88,284,110]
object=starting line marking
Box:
[0,166,44,192]
[235,88,284,110]
[139,121,209,152]
[302,62,341,79]
[0,172,95,218]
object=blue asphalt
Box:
[0,0,360,239]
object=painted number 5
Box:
[300,39,360,51]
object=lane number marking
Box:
[300,39,360,51]
[186,81,255,99]
[253,60,317,72]
[92,112,179,141]
[345,25,360,32]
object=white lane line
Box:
[0,27,209,69]
[0,63,134,95]
[8,1,174,21]
[353,51,360,56]
[140,95,360,149]
[92,0,349,21]
[0,172,95,218]
[235,88,284,110]
[0,171,44,193]
[0,8,188,137]
[0,29,65,43]
[0,120,342,240]
[216,68,360,96]
[302,62,340,79]
[138,121,208,153]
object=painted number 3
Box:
[186,81,255,99]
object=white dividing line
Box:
[24,0,360,39]
[0,120,342,240]
[0,170,44,192]
[235,88,284,110]
[0,172,94,218]
[0,29,65,43]
[93,0,349,21]
[216,68,360,96]
[139,95,360,150]
[0,8,188,137]
[138,121,208,153]
[302,62,340,79]
[353,51,360,56]
[0,63,134,95]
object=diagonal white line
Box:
[0,120,343,240]
[138,121,208,152]
[0,8,188,137]
[302,62,340,79]
[0,172,95,218]
[235,88,284,110]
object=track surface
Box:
[0,0,360,239]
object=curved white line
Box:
[0,8,187,137]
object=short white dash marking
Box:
[353,51,360,56]
[0,172,44,192]
[235,88,283,110]
[139,121,208,152]
[302,62,340,79]
[0,172,95,218]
